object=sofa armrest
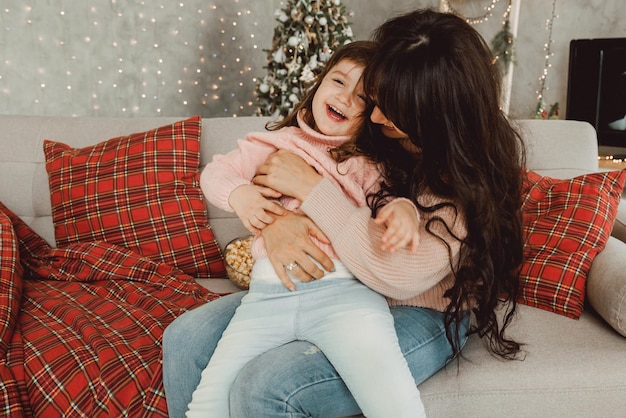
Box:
[587,236,626,337]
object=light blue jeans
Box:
[185,278,424,418]
[163,291,469,418]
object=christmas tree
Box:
[254,0,354,118]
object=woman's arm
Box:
[254,149,323,201]
[301,179,466,299]
[254,152,467,300]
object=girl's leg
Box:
[229,306,469,418]
[302,284,425,418]
[162,291,246,418]
[186,289,297,418]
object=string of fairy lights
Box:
[440,0,509,25]
[534,0,559,118]
[440,0,515,74]
[442,0,560,118]
[0,0,566,118]
[0,1,265,117]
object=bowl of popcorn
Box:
[224,235,254,289]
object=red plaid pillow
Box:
[519,170,626,318]
[44,116,226,279]
[0,207,23,414]
[0,207,23,355]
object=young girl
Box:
[185,41,426,418]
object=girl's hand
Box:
[375,199,421,253]
[228,184,286,234]
[261,211,335,291]
[253,150,323,201]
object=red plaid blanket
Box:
[0,202,221,417]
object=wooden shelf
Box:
[598,156,626,171]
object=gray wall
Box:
[0,0,624,119]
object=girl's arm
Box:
[228,184,285,234]
[201,135,285,233]
[374,198,421,254]
[201,136,276,209]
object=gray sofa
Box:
[1,115,625,417]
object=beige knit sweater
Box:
[300,178,467,311]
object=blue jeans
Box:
[186,279,424,417]
[163,291,469,418]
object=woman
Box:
[163,9,525,417]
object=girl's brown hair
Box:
[265,40,376,132]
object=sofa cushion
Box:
[43,116,226,279]
[420,304,626,416]
[519,170,626,318]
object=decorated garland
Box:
[533,0,559,119]
[441,0,515,75]
[440,0,503,25]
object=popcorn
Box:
[224,236,254,289]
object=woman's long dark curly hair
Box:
[355,9,526,360]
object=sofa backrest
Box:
[0,115,598,248]
[0,115,271,247]
[516,119,599,177]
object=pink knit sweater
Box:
[200,114,382,260]
[301,178,467,311]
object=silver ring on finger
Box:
[285,261,299,272]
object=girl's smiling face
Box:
[311,59,367,137]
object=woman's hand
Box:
[261,211,335,291]
[253,150,323,201]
